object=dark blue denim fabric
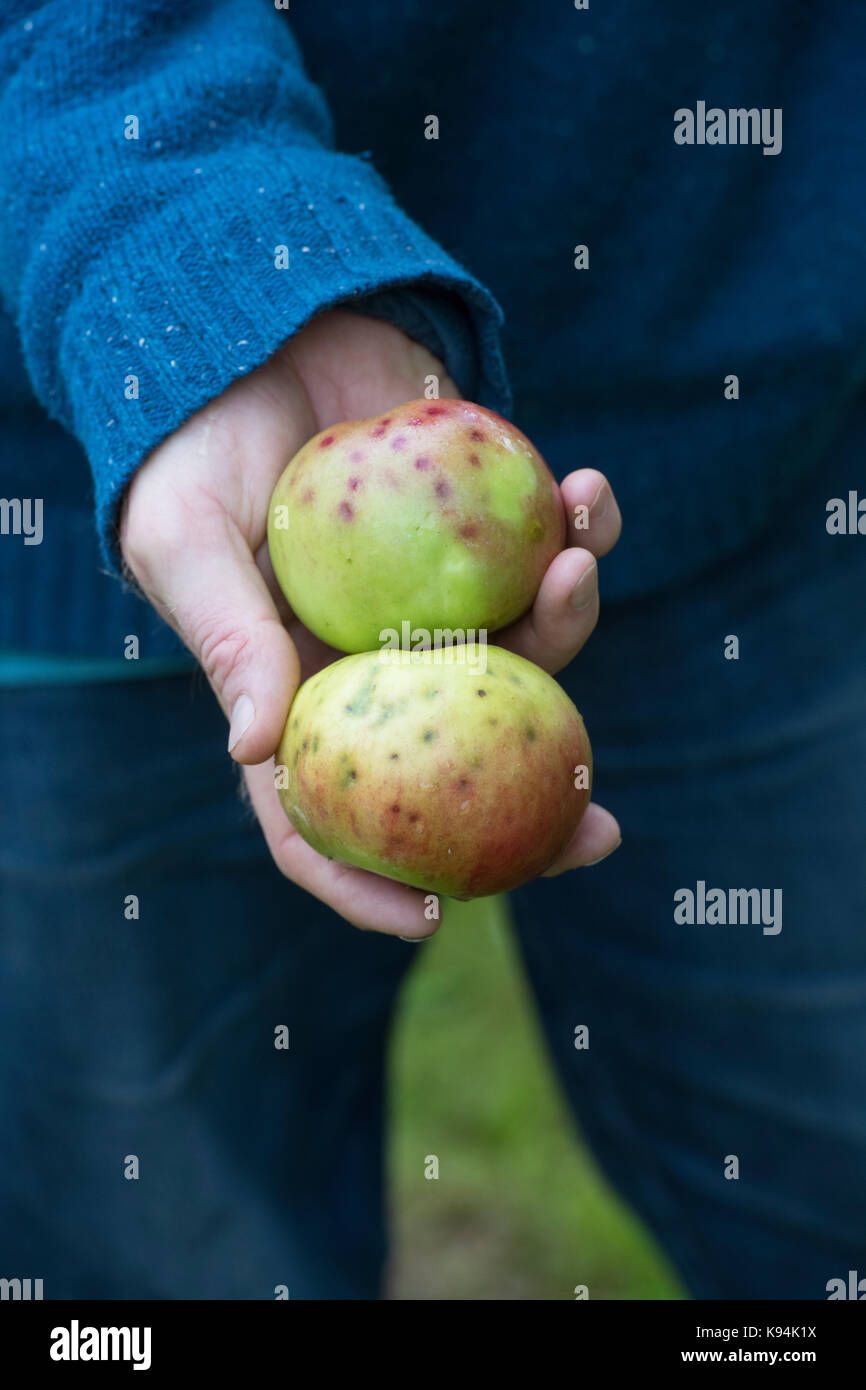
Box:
[1,418,864,1299]
[513,410,866,1299]
[0,673,415,1298]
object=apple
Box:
[268,399,563,653]
[275,643,591,898]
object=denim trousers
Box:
[1,450,864,1300]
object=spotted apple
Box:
[267,399,564,653]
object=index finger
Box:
[244,759,440,939]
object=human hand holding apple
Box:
[119,309,622,936]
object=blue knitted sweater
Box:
[1,0,864,660]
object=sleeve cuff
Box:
[22,147,511,574]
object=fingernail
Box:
[571,563,597,610]
[228,693,255,752]
[590,482,609,520]
[583,837,622,867]
[398,934,434,943]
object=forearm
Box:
[0,0,508,571]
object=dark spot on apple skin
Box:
[459,523,478,540]
[390,804,401,815]
[343,673,377,717]
[391,435,407,452]
[338,501,354,520]
[347,476,362,492]
[477,689,487,697]
[488,717,498,727]
[423,730,437,742]
[528,518,545,541]
[434,479,451,500]
[525,728,537,742]
[414,456,432,471]
[350,450,364,463]
[469,428,485,441]
[469,453,481,467]
[371,417,392,437]
[456,777,472,791]
[390,752,399,760]
[426,406,446,417]
[320,434,336,447]
[301,489,315,504]
[408,812,419,823]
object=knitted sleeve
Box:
[0,0,509,570]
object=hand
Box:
[120,309,622,937]
[495,466,623,878]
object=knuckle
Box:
[194,621,251,692]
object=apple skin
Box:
[275,644,592,899]
[267,399,564,654]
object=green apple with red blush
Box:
[267,399,564,653]
[276,644,592,899]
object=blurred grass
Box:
[386,895,685,1300]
